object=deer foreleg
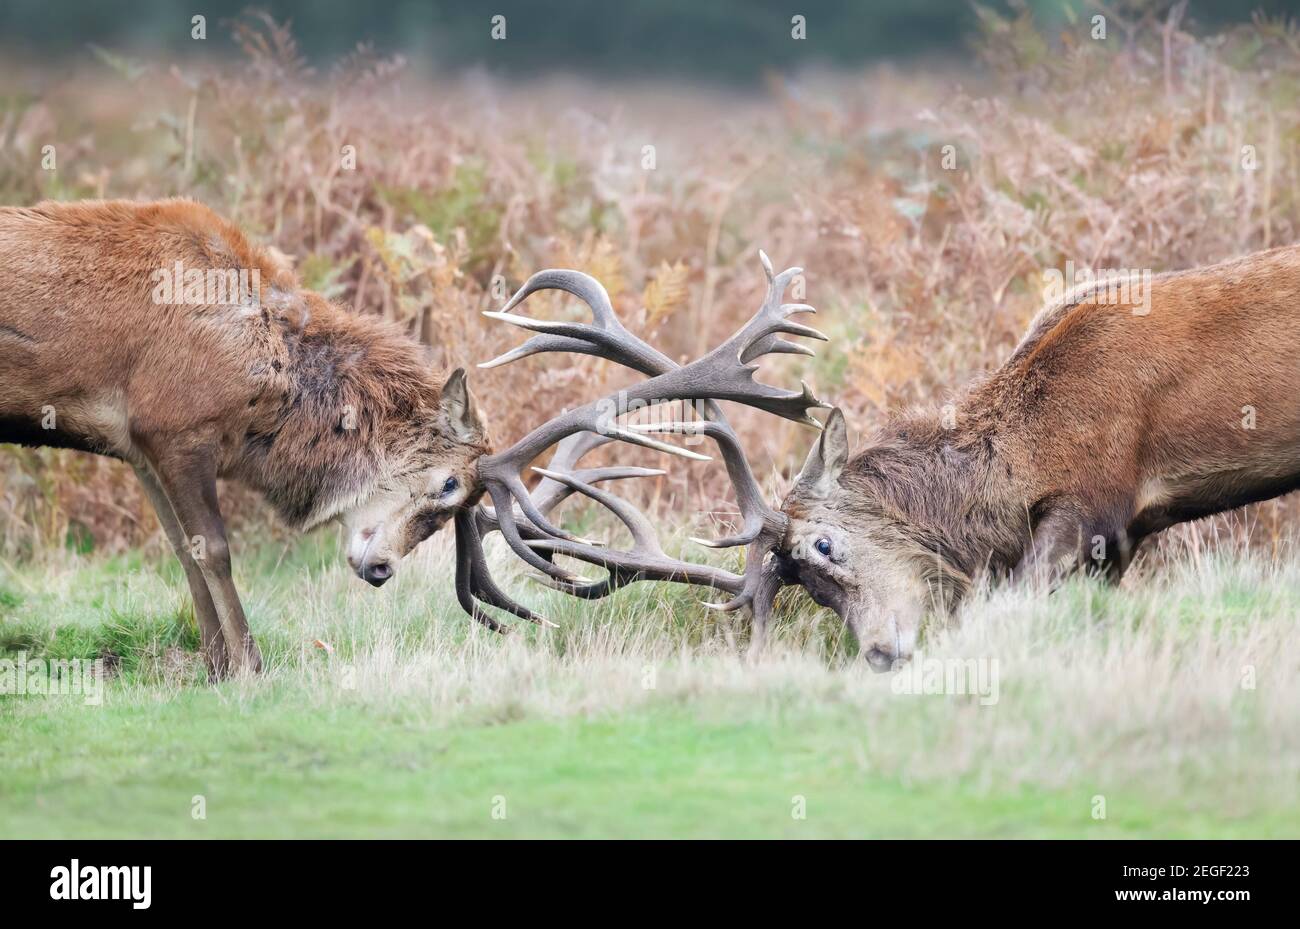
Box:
[134,465,230,680]
[1012,507,1085,591]
[143,447,263,675]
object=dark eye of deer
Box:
[815,538,832,557]
[441,477,458,496]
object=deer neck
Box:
[862,411,1033,579]
[237,305,440,530]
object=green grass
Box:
[1,532,1298,838]
[7,693,1282,839]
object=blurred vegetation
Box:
[2,1,1300,80]
[8,5,1300,558]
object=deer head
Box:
[772,408,971,670]
[340,367,488,587]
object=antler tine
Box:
[474,432,663,537]
[454,510,538,632]
[548,429,611,470]
[628,405,786,550]
[497,268,617,321]
[730,259,830,366]
[477,334,607,371]
[482,254,829,426]
[764,339,818,358]
[513,472,745,592]
[473,432,660,603]
[525,463,666,531]
[486,480,745,599]
[650,253,831,425]
[704,548,787,659]
[528,466,666,555]
[472,430,681,548]
[526,575,612,598]
[479,269,672,375]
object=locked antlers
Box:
[452,252,827,635]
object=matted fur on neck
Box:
[232,289,453,529]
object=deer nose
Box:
[773,550,801,584]
[362,561,393,587]
[862,645,898,673]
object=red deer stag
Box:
[1,199,492,679]
[453,247,1300,672]
[762,248,1300,668]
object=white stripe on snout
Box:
[348,529,379,569]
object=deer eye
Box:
[441,477,459,496]
[814,538,832,558]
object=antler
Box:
[453,252,827,644]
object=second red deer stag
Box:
[769,247,1300,668]
[455,247,1300,672]
[0,199,492,678]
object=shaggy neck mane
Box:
[243,292,443,528]
[841,411,1029,578]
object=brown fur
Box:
[779,245,1300,667]
[0,199,488,676]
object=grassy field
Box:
[2,528,1297,838]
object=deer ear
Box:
[794,407,849,498]
[439,368,485,444]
